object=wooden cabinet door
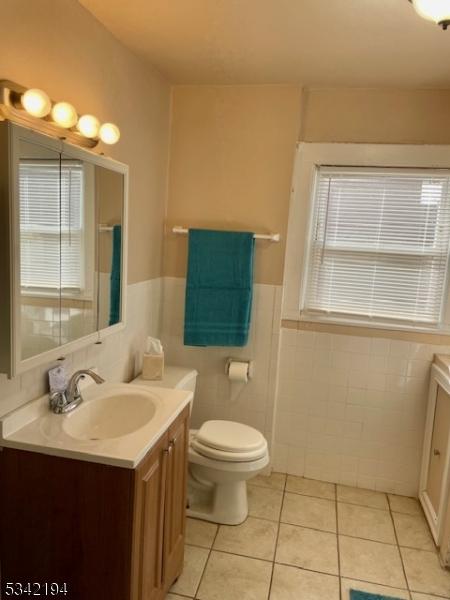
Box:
[427,386,450,515]
[131,432,168,600]
[162,406,189,591]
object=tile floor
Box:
[168,473,450,600]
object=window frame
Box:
[283,143,450,334]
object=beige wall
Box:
[302,88,450,144]
[1,0,171,283]
[164,85,450,286]
[164,85,302,285]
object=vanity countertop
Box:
[0,382,192,469]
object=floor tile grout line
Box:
[335,483,343,600]
[408,591,450,600]
[332,572,410,594]
[337,500,394,514]
[192,523,220,600]
[263,560,414,593]
[337,532,402,548]
[275,484,400,512]
[283,489,336,505]
[266,472,287,599]
[185,480,443,600]
[273,560,338,580]
[387,493,413,600]
[282,488,337,502]
[184,532,443,570]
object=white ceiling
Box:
[79,0,450,87]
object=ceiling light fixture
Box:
[0,80,121,149]
[409,0,450,29]
[21,88,51,118]
[99,123,121,145]
[51,101,78,128]
[77,114,100,139]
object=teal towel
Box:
[350,591,404,600]
[184,229,254,347]
[109,224,121,326]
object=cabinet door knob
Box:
[434,449,441,456]
[169,438,176,448]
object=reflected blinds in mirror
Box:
[19,160,84,294]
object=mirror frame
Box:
[6,123,128,376]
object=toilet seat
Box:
[191,420,268,463]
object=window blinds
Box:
[19,160,84,292]
[303,167,450,327]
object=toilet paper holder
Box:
[225,358,254,380]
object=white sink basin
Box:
[63,388,159,441]
[0,381,193,468]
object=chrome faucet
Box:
[49,369,105,414]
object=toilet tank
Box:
[132,366,198,393]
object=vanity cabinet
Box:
[131,407,189,600]
[0,405,189,600]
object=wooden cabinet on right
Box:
[420,360,450,547]
[426,386,450,515]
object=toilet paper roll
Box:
[228,361,249,383]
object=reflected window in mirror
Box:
[20,159,88,295]
[19,141,62,360]
[19,141,96,359]
[59,154,96,348]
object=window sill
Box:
[281,313,450,344]
[21,290,93,303]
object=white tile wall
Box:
[272,328,443,496]
[0,278,162,419]
[10,273,436,498]
[160,277,282,449]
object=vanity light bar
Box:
[0,80,120,148]
[172,226,281,242]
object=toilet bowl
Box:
[132,366,270,525]
[188,420,269,524]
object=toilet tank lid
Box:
[132,366,198,390]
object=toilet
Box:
[132,366,269,525]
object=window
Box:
[19,160,85,296]
[302,166,450,328]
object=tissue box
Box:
[142,352,164,380]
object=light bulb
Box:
[21,88,51,118]
[412,0,450,26]
[99,123,120,145]
[77,114,100,138]
[51,102,78,128]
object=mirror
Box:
[96,166,125,330]
[19,139,66,360]
[13,128,126,366]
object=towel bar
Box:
[99,224,115,232]
[172,226,280,242]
